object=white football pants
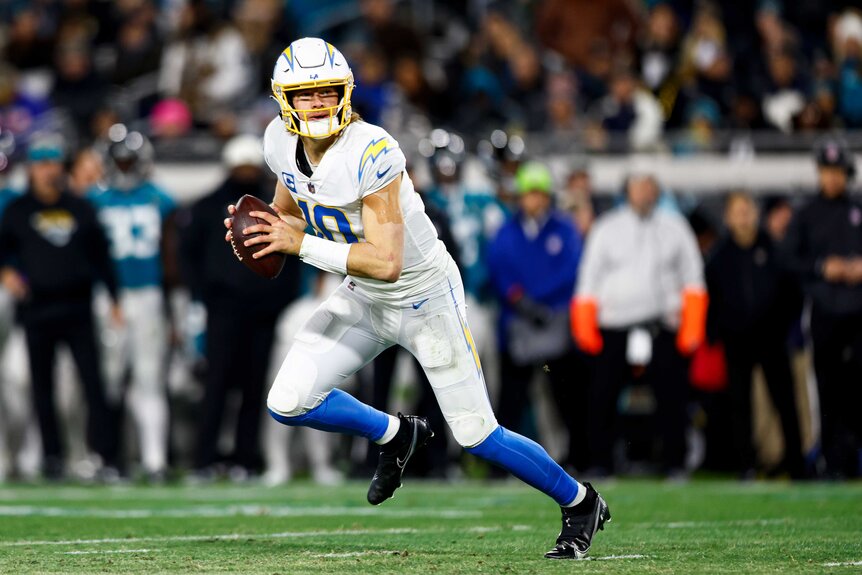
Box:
[267,256,498,448]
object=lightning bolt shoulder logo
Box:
[358,138,389,182]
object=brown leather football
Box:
[229,194,286,279]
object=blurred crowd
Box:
[0,0,861,159]
[0,124,859,485]
[0,0,860,485]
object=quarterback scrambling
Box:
[224,37,610,559]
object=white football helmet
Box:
[271,37,355,139]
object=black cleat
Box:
[367,413,434,505]
[544,482,611,560]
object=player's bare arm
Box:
[347,175,404,282]
[233,176,404,283]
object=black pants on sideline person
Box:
[194,307,278,474]
[589,327,688,474]
[496,350,591,472]
[24,317,118,475]
[809,308,862,478]
[723,333,804,476]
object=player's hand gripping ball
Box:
[229,194,286,279]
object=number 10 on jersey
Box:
[297,198,359,244]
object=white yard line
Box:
[311,550,402,558]
[0,505,479,519]
[59,549,157,555]
[2,527,419,547]
[822,561,862,567]
[593,554,651,561]
[629,518,791,529]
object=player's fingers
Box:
[243,234,269,247]
[227,204,236,215]
[242,223,272,236]
[225,229,232,242]
[224,217,232,229]
[252,242,277,259]
[249,210,279,224]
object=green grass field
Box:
[0,479,860,574]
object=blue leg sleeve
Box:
[466,426,579,506]
[268,388,390,442]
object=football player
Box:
[225,37,610,559]
[89,125,176,480]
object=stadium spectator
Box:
[558,165,596,237]
[51,40,108,140]
[88,126,176,481]
[674,96,721,154]
[0,133,121,480]
[535,0,640,74]
[760,48,809,133]
[148,98,193,139]
[636,2,685,128]
[178,134,300,480]
[834,9,862,128]
[67,147,104,197]
[762,194,794,243]
[782,137,862,478]
[157,0,253,133]
[678,3,733,115]
[705,192,804,478]
[573,173,706,478]
[589,67,664,152]
[488,162,589,472]
[2,7,55,71]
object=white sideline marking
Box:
[594,554,650,561]
[60,549,156,555]
[0,505,479,519]
[822,561,862,567]
[312,550,402,558]
[628,518,790,529]
[467,526,500,533]
[2,527,418,547]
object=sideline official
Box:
[782,137,862,478]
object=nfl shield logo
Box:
[307,182,316,194]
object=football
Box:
[229,194,286,279]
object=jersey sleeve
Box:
[153,184,178,217]
[356,133,406,199]
[262,118,282,177]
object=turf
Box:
[0,479,860,574]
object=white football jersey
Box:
[263,118,447,302]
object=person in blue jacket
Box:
[488,161,590,473]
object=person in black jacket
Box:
[782,137,862,478]
[0,134,121,479]
[706,192,804,478]
[178,135,300,478]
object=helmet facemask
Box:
[272,81,353,139]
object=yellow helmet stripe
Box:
[325,42,337,67]
[280,46,294,71]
